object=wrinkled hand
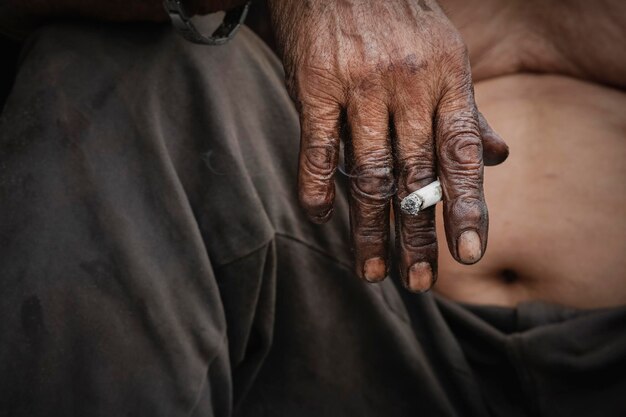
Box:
[269,0,509,291]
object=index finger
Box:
[298,102,342,223]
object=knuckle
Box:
[445,135,482,166]
[351,160,395,203]
[439,111,478,135]
[348,91,388,120]
[299,185,333,218]
[376,53,429,79]
[304,110,340,127]
[403,236,438,255]
[301,143,336,178]
[352,71,385,94]
[399,53,428,75]
[445,171,482,191]
[298,65,345,102]
[354,222,387,244]
[447,197,486,224]
[401,218,437,252]
[439,113,482,167]
[397,155,436,197]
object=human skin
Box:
[8,0,623,307]
[438,0,626,88]
[8,0,509,292]
[433,0,626,308]
[436,74,626,309]
[266,0,510,291]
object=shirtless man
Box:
[0,1,624,416]
[267,0,626,308]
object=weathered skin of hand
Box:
[8,0,509,292]
[268,0,509,291]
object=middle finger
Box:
[346,90,393,283]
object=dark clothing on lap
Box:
[0,19,624,417]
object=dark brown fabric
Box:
[0,19,625,417]
[0,35,19,111]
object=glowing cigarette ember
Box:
[400,180,442,216]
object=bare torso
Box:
[434,0,626,308]
[436,75,626,308]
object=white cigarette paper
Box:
[400,180,442,216]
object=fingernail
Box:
[364,257,386,282]
[457,230,482,264]
[408,262,433,292]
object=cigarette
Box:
[400,180,442,216]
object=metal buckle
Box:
[163,0,251,45]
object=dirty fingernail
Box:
[364,257,386,282]
[408,262,433,292]
[457,230,482,264]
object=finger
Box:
[346,93,393,282]
[393,106,438,292]
[298,102,341,223]
[478,111,509,166]
[436,87,488,265]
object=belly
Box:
[434,74,626,309]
